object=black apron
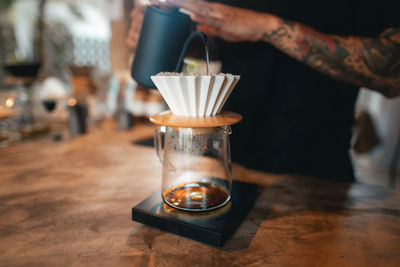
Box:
[211,0,399,181]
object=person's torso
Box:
[212,0,398,180]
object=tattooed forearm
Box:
[262,16,400,97]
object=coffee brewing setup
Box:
[131,4,257,247]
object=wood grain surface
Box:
[0,123,399,266]
[0,110,20,121]
[149,110,243,127]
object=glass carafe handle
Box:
[154,126,166,163]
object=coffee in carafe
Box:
[163,181,230,211]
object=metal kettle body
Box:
[131,5,191,88]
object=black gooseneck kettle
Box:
[131,4,210,88]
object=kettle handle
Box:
[174,31,210,74]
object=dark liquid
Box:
[43,100,57,112]
[163,182,230,211]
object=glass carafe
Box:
[155,125,232,211]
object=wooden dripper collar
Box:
[149,110,243,128]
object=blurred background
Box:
[0,0,167,143]
[0,0,399,189]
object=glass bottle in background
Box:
[67,96,87,137]
[0,86,23,147]
[68,67,92,136]
[40,77,69,141]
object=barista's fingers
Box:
[197,25,218,36]
[130,5,145,19]
[191,13,224,29]
[128,26,140,39]
[132,18,143,31]
[219,33,242,42]
[126,24,141,49]
[126,30,140,48]
[166,0,220,18]
[149,0,175,9]
[130,7,136,18]
[126,36,137,49]
[127,5,146,49]
[126,39,136,49]
[197,25,241,42]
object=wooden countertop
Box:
[1,124,399,266]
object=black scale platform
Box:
[132,180,258,247]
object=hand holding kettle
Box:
[126,5,146,52]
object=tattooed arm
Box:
[262,17,400,97]
[165,0,400,97]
